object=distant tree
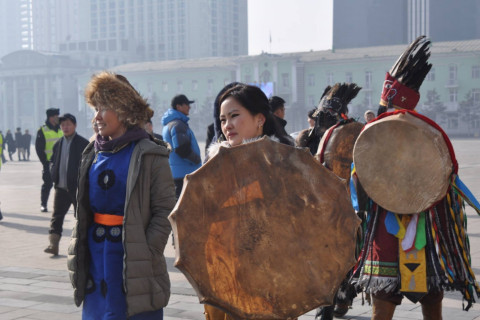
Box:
[418,89,445,120]
[458,90,480,126]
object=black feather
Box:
[389,35,432,92]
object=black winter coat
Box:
[50,133,89,196]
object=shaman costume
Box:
[350,36,480,319]
[295,86,333,154]
[313,83,362,320]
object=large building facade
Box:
[1,40,479,139]
[57,0,248,68]
[0,0,34,58]
[0,0,248,69]
[333,0,480,49]
[0,51,85,133]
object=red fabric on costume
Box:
[379,72,419,110]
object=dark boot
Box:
[421,300,442,320]
[371,297,396,320]
[44,233,61,256]
[333,302,349,317]
[314,305,334,320]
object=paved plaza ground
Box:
[1,139,480,319]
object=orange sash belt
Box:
[94,213,123,226]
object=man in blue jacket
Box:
[162,94,201,198]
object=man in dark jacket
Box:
[23,129,32,161]
[44,113,88,256]
[14,127,24,161]
[5,129,15,161]
[269,96,295,145]
[35,108,63,212]
[162,94,201,198]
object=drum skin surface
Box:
[317,121,364,181]
[353,112,453,214]
[169,137,360,319]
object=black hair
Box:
[268,96,286,113]
[218,84,293,146]
[213,82,241,142]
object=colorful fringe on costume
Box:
[350,144,480,311]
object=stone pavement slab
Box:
[1,140,480,319]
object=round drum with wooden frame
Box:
[353,111,454,214]
[316,120,364,181]
[169,137,361,319]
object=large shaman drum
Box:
[316,120,364,181]
[353,111,453,214]
[169,138,360,319]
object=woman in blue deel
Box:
[68,71,176,319]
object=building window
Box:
[327,72,334,86]
[308,95,315,107]
[448,117,458,129]
[472,88,480,105]
[345,72,352,83]
[162,81,168,92]
[245,75,252,83]
[192,80,198,91]
[449,64,457,83]
[177,80,183,92]
[208,79,214,96]
[449,88,457,103]
[282,73,289,87]
[365,71,372,89]
[472,66,480,79]
[308,74,315,86]
[426,68,435,81]
[365,92,372,106]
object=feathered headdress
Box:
[315,83,362,117]
[380,36,432,110]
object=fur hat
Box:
[85,71,153,128]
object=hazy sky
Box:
[248,0,333,55]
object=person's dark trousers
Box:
[41,164,53,208]
[174,178,184,200]
[49,188,75,235]
[25,147,30,160]
[8,150,13,161]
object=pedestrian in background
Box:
[5,130,15,161]
[15,128,24,161]
[161,94,201,199]
[364,109,375,123]
[23,129,32,161]
[0,130,6,163]
[35,108,63,212]
[145,118,163,141]
[295,108,320,155]
[44,113,88,256]
[269,95,295,145]
[68,71,176,319]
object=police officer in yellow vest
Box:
[35,108,63,212]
